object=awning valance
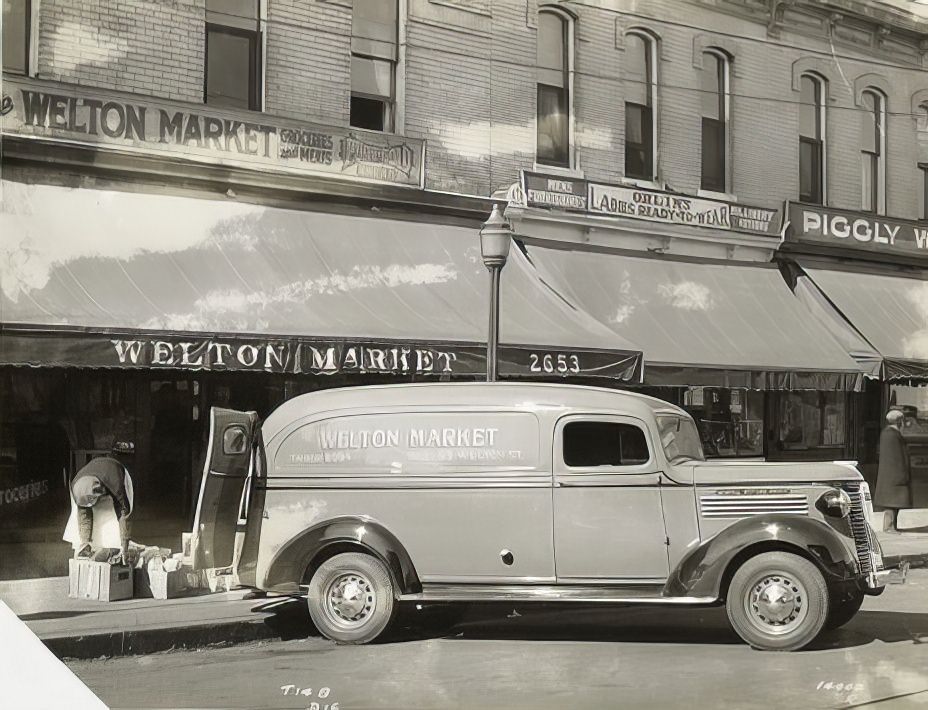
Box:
[799,267,928,383]
[0,180,642,381]
[522,243,866,390]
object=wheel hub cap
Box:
[746,574,807,635]
[326,573,375,627]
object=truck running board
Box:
[401,584,718,604]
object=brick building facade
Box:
[10,0,927,207]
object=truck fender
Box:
[263,516,421,595]
[663,514,858,600]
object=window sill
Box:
[697,189,737,202]
[621,178,664,191]
[532,162,584,179]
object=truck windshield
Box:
[656,414,706,464]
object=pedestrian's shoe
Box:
[75,544,92,559]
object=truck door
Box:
[553,415,670,583]
[192,407,259,569]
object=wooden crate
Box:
[68,559,134,601]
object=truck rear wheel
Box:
[307,552,396,644]
[726,551,829,651]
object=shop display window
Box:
[774,391,846,451]
[890,385,928,436]
[683,387,764,457]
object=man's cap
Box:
[73,476,105,507]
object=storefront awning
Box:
[799,267,928,382]
[522,243,865,390]
[0,180,642,381]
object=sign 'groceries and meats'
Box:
[0,330,643,383]
[0,77,424,187]
[520,171,780,236]
[787,203,928,259]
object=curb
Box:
[42,617,280,660]
[885,552,928,570]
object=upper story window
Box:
[350,0,398,132]
[860,88,886,214]
[563,421,650,468]
[536,9,572,167]
[3,0,31,75]
[700,50,729,193]
[205,0,262,110]
[799,73,826,204]
[625,31,657,181]
[921,163,928,221]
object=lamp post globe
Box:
[479,204,512,382]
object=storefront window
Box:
[774,391,846,451]
[683,387,764,457]
[889,385,928,436]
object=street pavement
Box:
[67,571,928,710]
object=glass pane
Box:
[861,152,875,211]
[206,29,253,109]
[352,0,397,45]
[625,33,650,106]
[350,95,387,132]
[537,84,568,166]
[351,56,393,99]
[537,12,565,88]
[2,0,28,74]
[206,0,258,30]
[860,91,878,154]
[923,167,928,220]
[799,138,822,203]
[701,53,722,120]
[563,422,650,467]
[918,106,928,133]
[701,117,725,192]
[799,76,820,139]
[625,103,652,179]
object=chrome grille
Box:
[699,493,809,518]
[841,482,877,574]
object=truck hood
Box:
[689,459,863,486]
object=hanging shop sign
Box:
[786,203,928,260]
[0,329,643,383]
[0,77,425,188]
[522,172,588,210]
[587,182,780,236]
[516,172,780,236]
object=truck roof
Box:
[263,382,687,439]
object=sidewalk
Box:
[0,575,292,659]
[2,530,926,661]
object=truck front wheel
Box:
[726,551,829,651]
[307,552,396,644]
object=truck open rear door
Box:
[192,407,260,569]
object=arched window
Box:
[919,105,928,220]
[700,50,730,193]
[624,30,657,180]
[860,88,886,214]
[536,9,573,167]
[799,73,826,204]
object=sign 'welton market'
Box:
[1,76,425,187]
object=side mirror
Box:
[222,425,248,455]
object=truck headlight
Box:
[816,488,851,518]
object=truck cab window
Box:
[563,421,649,467]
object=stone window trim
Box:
[692,34,742,78]
[790,57,839,95]
[911,90,928,125]
[853,73,893,110]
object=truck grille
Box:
[840,482,877,575]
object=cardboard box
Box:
[69,559,133,602]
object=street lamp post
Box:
[479,203,512,382]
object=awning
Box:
[0,180,642,381]
[522,243,865,390]
[799,266,928,383]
